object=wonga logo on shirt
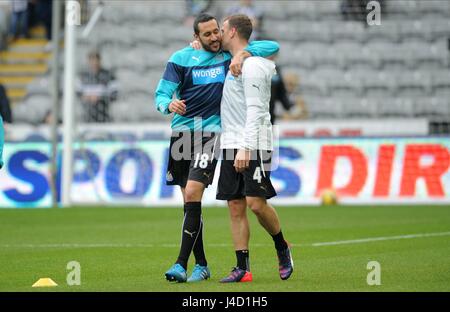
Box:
[192,66,225,85]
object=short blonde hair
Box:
[224,14,253,41]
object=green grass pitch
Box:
[0,205,449,292]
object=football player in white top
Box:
[217,14,294,283]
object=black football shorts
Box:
[216,149,277,201]
[166,131,220,188]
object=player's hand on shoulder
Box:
[169,99,186,115]
[230,54,244,77]
[230,50,251,77]
[190,40,202,50]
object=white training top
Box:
[220,56,276,151]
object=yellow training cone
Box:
[32,278,58,287]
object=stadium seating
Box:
[3,0,450,123]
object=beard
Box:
[201,39,221,52]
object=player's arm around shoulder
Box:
[231,41,278,77]
[245,40,280,58]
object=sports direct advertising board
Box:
[0,137,449,207]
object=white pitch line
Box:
[1,232,449,249]
[0,243,266,249]
[311,231,450,247]
[0,243,156,248]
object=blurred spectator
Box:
[27,0,52,40]
[77,51,118,123]
[0,83,12,124]
[269,64,293,124]
[225,0,263,41]
[9,0,29,41]
[282,72,308,121]
[184,0,214,27]
[35,0,52,40]
[27,0,38,28]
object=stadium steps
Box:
[6,88,27,101]
[0,64,48,75]
[29,25,46,39]
[0,26,51,104]
[0,51,51,64]
[7,38,49,52]
[0,76,35,88]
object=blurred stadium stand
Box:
[0,0,449,124]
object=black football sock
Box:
[271,230,288,251]
[176,202,202,270]
[236,250,250,271]
[193,218,207,266]
[183,205,207,267]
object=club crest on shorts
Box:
[166,171,174,182]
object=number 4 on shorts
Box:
[253,166,262,183]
